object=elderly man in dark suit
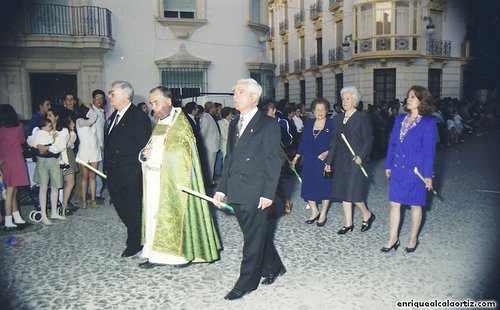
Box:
[105,80,151,257]
[214,78,286,300]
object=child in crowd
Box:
[453,110,464,143]
[446,109,464,144]
[30,118,70,170]
[27,117,67,224]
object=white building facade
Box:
[268,0,470,108]
[0,0,273,119]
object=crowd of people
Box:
[0,77,498,301]
[367,95,498,160]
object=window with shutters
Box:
[157,0,207,38]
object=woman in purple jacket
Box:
[382,86,437,253]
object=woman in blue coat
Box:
[292,98,334,226]
[382,85,437,253]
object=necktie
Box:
[235,116,244,145]
[109,113,120,133]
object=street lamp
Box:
[423,16,435,35]
[342,34,352,53]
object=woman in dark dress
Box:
[325,86,376,234]
[382,86,436,253]
[292,98,334,226]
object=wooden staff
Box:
[413,167,438,196]
[75,157,107,179]
[340,133,368,178]
[176,184,234,212]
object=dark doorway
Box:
[335,73,343,105]
[29,73,77,113]
[373,69,396,106]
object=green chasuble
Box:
[142,110,221,263]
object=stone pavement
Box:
[1,130,499,310]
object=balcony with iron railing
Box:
[294,58,306,71]
[279,20,289,35]
[310,1,322,20]
[343,36,456,60]
[294,10,305,28]
[426,39,451,56]
[279,62,289,75]
[355,36,419,54]
[4,4,114,50]
[310,53,323,68]
[328,47,343,63]
[329,0,343,10]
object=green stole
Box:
[142,111,221,263]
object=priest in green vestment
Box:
[138,86,221,268]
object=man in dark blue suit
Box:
[105,81,152,257]
[214,79,286,300]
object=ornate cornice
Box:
[428,0,447,13]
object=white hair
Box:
[112,80,134,101]
[340,86,361,105]
[235,78,262,99]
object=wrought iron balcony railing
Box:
[294,10,305,28]
[294,58,306,71]
[358,36,419,53]
[15,4,112,38]
[328,47,343,63]
[310,1,322,20]
[279,63,289,74]
[329,0,343,7]
[427,39,451,56]
[279,20,289,34]
[310,53,323,67]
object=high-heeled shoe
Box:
[316,217,327,227]
[360,213,376,232]
[337,225,354,234]
[381,240,400,253]
[305,214,320,224]
[405,241,419,253]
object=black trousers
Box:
[233,203,283,291]
[107,173,143,249]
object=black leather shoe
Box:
[316,217,327,227]
[261,265,287,285]
[121,245,143,257]
[337,225,354,235]
[68,202,79,212]
[224,289,251,300]
[305,214,320,224]
[360,213,376,232]
[405,241,419,253]
[138,260,160,269]
[381,240,400,253]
